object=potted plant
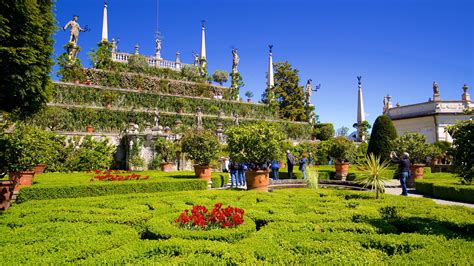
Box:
[175,98,186,114]
[0,124,43,191]
[102,91,116,109]
[181,129,220,180]
[226,122,285,191]
[391,133,430,187]
[245,91,254,103]
[327,136,356,180]
[154,137,178,172]
[426,144,443,166]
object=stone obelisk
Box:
[356,76,365,142]
[267,45,274,90]
[101,0,108,42]
[200,20,207,68]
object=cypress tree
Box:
[367,115,398,161]
[0,0,55,118]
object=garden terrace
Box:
[415,173,474,204]
[51,82,279,120]
[78,68,233,100]
[27,105,312,140]
[1,189,473,264]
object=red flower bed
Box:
[89,170,149,182]
[176,203,245,230]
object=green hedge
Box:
[415,173,474,203]
[80,69,233,100]
[27,106,312,140]
[211,173,230,188]
[16,179,207,203]
[1,189,473,264]
[51,83,278,120]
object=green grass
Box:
[1,188,473,264]
[415,173,474,203]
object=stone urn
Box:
[334,161,350,181]
[194,165,212,180]
[9,170,35,191]
[0,180,16,210]
[33,164,46,174]
[246,170,270,192]
[409,164,425,188]
[160,162,173,172]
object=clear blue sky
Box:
[53,0,474,130]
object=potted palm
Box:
[391,133,430,187]
[327,136,356,180]
[226,122,285,191]
[154,137,178,172]
[181,129,220,180]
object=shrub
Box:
[367,115,397,162]
[226,122,285,170]
[391,133,430,164]
[314,123,334,140]
[154,138,178,163]
[64,136,116,171]
[356,154,391,199]
[447,120,473,184]
[327,136,356,163]
[181,130,220,166]
[175,203,245,230]
[211,70,229,86]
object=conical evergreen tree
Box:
[272,61,307,121]
[367,115,398,161]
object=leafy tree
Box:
[391,133,430,164]
[0,0,56,117]
[245,91,254,101]
[211,70,228,86]
[272,62,307,121]
[128,54,149,73]
[336,126,350,137]
[327,136,356,163]
[180,65,203,82]
[353,120,372,141]
[367,115,397,161]
[57,44,85,82]
[313,123,335,141]
[181,129,220,166]
[447,120,473,184]
[88,41,113,69]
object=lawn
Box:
[1,188,472,264]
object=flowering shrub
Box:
[90,170,149,182]
[176,203,245,230]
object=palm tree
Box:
[356,154,391,199]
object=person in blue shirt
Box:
[238,163,247,187]
[271,160,280,180]
[390,151,411,196]
[229,161,239,188]
[299,154,308,180]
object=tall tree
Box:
[272,62,307,121]
[0,0,56,118]
[367,115,398,161]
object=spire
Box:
[267,45,274,89]
[200,20,206,60]
[101,0,108,42]
[356,76,366,142]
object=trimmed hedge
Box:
[16,179,207,203]
[211,173,230,188]
[51,82,279,120]
[415,173,474,203]
[1,189,473,264]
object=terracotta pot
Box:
[160,162,173,172]
[0,181,16,210]
[280,161,286,169]
[177,108,183,114]
[33,164,46,174]
[247,99,252,103]
[409,164,425,188]
[85,79,91,85]
[86,126,94,133]
[334,162,350,181]
[74,80,80,84]
[194,165,212,180]
[105,103,112,109]
[245,170,270,192]
[430,158,439,166]
[10,170,35,191]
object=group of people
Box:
[228,161,247,188]
[270,150,311,181]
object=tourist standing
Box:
[238,163,247,187]
[299,154,308,180]
[286,150,296,179]
[271,160,280,180]
[390,151,411,196]
[229,160,239,188]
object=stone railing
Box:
[387,100,473,119]
[112,52,191,71]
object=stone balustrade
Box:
[112,52,189,70]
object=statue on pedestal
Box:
[153,109,160,128]
[196,107,203,129]
[234,113,240,126]
[232,48,239,74]
[192,52,200,66]
[63,15,86,46]
[433,81,439,94]
[155,38,162,59]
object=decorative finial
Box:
[463,84,469,93]
[357,76,362,86]
[269,44,273,53]
[134,44,139,55]
[201,20,205,28]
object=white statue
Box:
[232,48,240,74]
[196,107,203,129]
[63,15,86,46]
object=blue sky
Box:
[53,0,474,130]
